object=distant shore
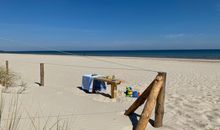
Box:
[1,49,220,60]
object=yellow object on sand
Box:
[128,90,133,95]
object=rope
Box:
[0,37,160,73]
[44,62,158,72]
[82,56,158,73]
[0,59,158,72]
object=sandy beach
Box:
[0,53,220,130]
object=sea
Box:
[1,49,220,60]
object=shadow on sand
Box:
[128,113,155,130]
[77,86,111,98]
[35,82,42,86]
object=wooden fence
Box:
[124,72,167,130]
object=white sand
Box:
[0,53,220,130]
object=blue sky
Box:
[0,0,220,51]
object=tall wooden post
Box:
[6,60,9,75]
[40,63,44,86]
[111,82,117,98]
[3,60,9,86]
[135,73,165,130]
[154,72,166,127]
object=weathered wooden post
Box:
[111,82,117,98]
[3,60,9,86]
[6,60,9,75]
[135,73,165,130]
[154,72,166,127]
[40,63,44,86]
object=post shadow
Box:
[128,113,140,130]
[35,82,42,86]
[128,113,155,130]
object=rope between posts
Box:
[0,38,164,72]
[26,49,159,73]
[45,62,159,72]
[0,60,159,73]
[0,37,163,73]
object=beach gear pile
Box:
[125,85,141,98]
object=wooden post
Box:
[40,63,44,86]
[154,72,166,127]
[135,73,165,130]
[6,60,9,75]
[3,60,9,86]
[111,82,117,98]
[124,78,155,115]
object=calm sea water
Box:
[2,49,220,59]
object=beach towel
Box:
[82,74,106,92]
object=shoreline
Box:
[1,52,220,63]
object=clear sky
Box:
[0,0,220,51]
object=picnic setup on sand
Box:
[81,74,122,98]
[81,74,141,99]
